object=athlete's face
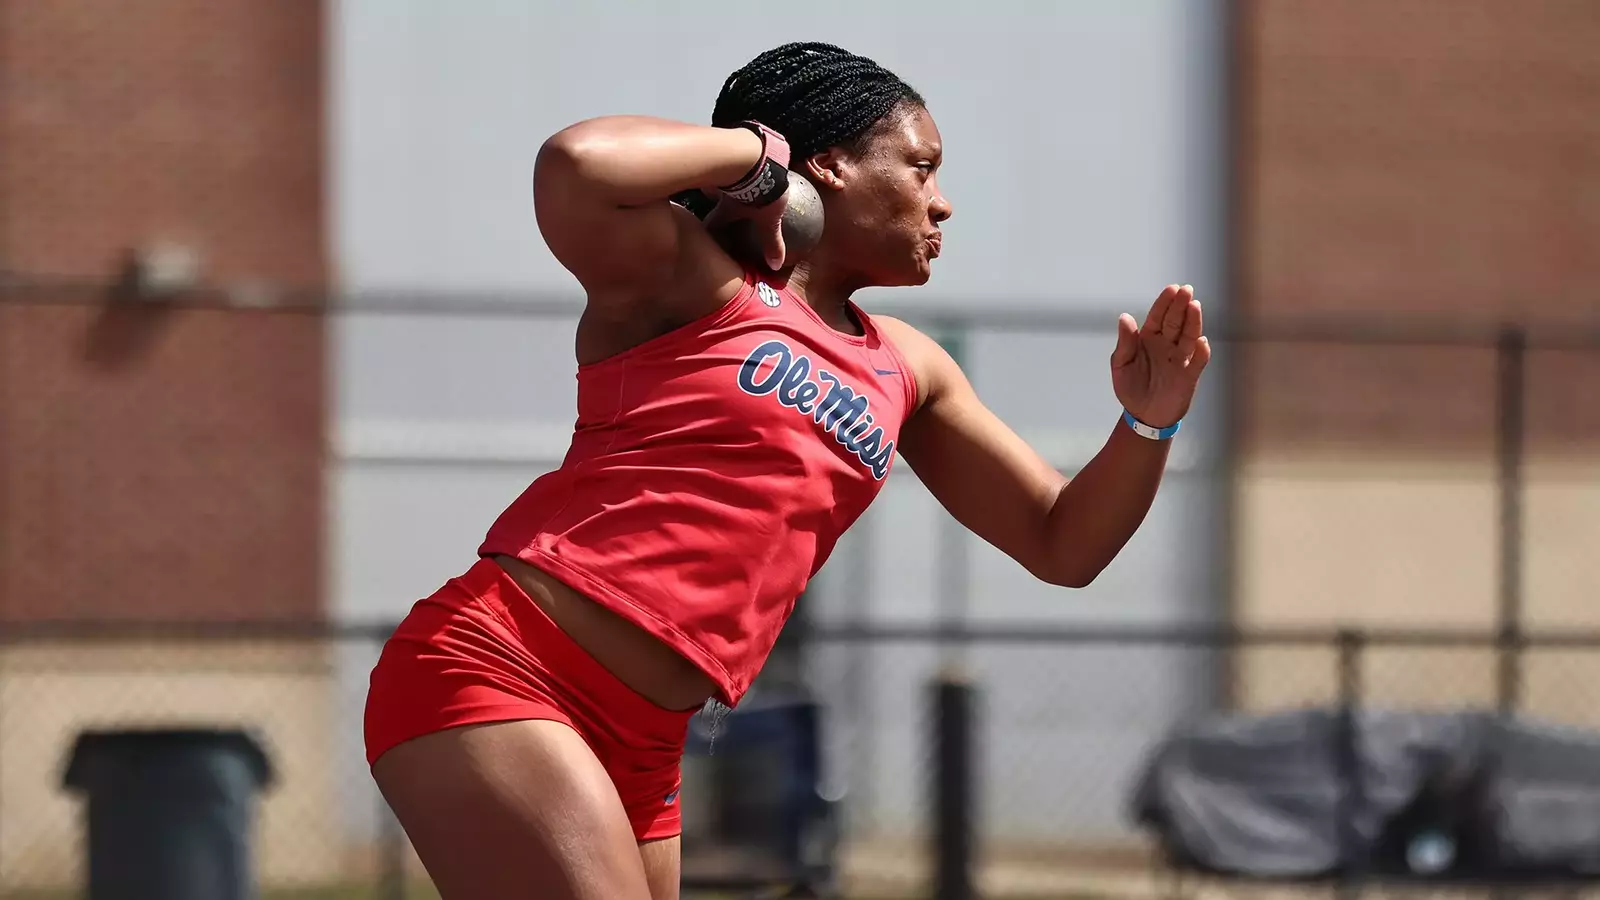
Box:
[807,104,952,288]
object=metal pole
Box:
[1495,327,1527,715]
[1214,0,1248,713]
[931,324,975,899]
[932,673,976,900]
[1486,329,1529,900]
[1334,629,1363,899]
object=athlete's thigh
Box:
[638,836,680,900]
[372,719,653,900]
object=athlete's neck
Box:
[781,257,868,336]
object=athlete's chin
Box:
[873,267,931,289]
[894,255,936,287]
[864,253,935,288]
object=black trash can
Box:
[63,728,274,900]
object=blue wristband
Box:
[1123,409,1181,441]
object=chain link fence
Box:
[2,279,1598,897]
[803,626,1600,898]
[0,625,1597,898]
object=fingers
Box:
[1161,284,1192,340]
[1110,313,1140,368]
[1175,291,1203,360]
[1142,285,1180,334]
[764,219,787,272]
[1144,284,1205,363]
[1189,335,1212,377]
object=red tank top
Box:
[479,272,917,705]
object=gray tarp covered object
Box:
[1132,708,1600,881]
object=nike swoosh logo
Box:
[874,368,900,377]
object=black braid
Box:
[673,43,921,219]
[712,42,923,160]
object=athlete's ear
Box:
[804,151,848,192]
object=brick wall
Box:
[1233,0,1600,457]
[1239,0,1600,318]
[0,1,326,621]
[1230,0,1600,713]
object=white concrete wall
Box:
[327,0,1229,845]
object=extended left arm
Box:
[880,285,1209,588]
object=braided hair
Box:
[713,42,923,160]
[676,43,923,218]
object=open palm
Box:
[1111,284,1211,429]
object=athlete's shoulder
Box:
[868,313,918,343]
[866,314,956,412]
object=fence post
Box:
[1334,629,1364,900]
[932,670,976,900]
[1495,326,1527,715]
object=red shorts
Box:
[364,558,698,842]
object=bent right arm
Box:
[533,117,764,302]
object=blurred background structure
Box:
[0,0,1596,897]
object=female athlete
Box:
[364,42,1211,900]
